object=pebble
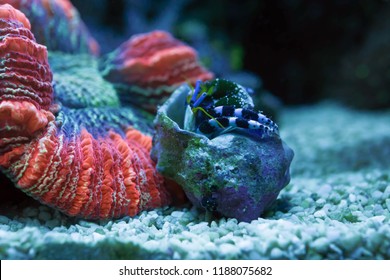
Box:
[92,232,105,242]
[0,225,10,231]
[349,204,359,211]
[171,211,184,218]
[269,247,285,259]
[143,240,163,252]
[45,219,60,228]
[289,206,304,213]
[386,199,390,211]
[312,237,329,253]
[38,211,52,221]
[328,244,343,256]
[189,222,209,234]
[317,184,332,198]
[372,190,383,200]
[236,239,254,251]
[225,219,238,231]
[0,215,10,224]
[314,210,327,218]
[338,234,361,252]
[22,207,39,217]
[219,243,240,258]
[248,251,262,259]
[383,186,390,198]
[348,194,356,203]
[94,228,106,235]
[208,232,220,242]
[316,198,326,207]
[357,195,368,206]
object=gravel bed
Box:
[1,102,390,259]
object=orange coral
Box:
[0,0,99,55]
[101,30,214,112]
[0,4,186,219]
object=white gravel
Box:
[1,102,390,259]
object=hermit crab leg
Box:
[198,117,279,137]
[192,92,208,108]
[211,106,279,132]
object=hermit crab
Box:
[184,79,279,139]
[152,79,294,222]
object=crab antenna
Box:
[190,80,202,104]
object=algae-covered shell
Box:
[152,84,294,222]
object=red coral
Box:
[0,0,99,55]
[101,30,214,112]
[0,5,185,219]
[0,2,29,28]
[0,3,54,141]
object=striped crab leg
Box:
[198,116,279,138]
[197,105,279,137]
[212,106,278,131]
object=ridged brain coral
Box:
[0,3,185,219]
[100,30,214,112]
[0,0,99,55]
[0,3,54,134]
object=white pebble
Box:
[314,210,327,218]
[171,211,184,218]
[219,243,240,257]
[317,184,332,198]
[316,198,326,207]
[269,247,285,259]
[236,239,254,251]
[372,190,383,200]
[143,240,161,251]
[368,215,386,224]
[0,225,10,231]
[383,186,390,198]
[92,232,105,242]
[312,237,329,253]
[385,199,390,211]
[189,222,209,234]
[338,234,361,252]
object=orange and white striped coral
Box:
[0,3,185,219]
[100,30,214,112]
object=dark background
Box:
[72,0,390,109]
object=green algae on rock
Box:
[151,82,294,222]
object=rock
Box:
[152,82,294,222]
